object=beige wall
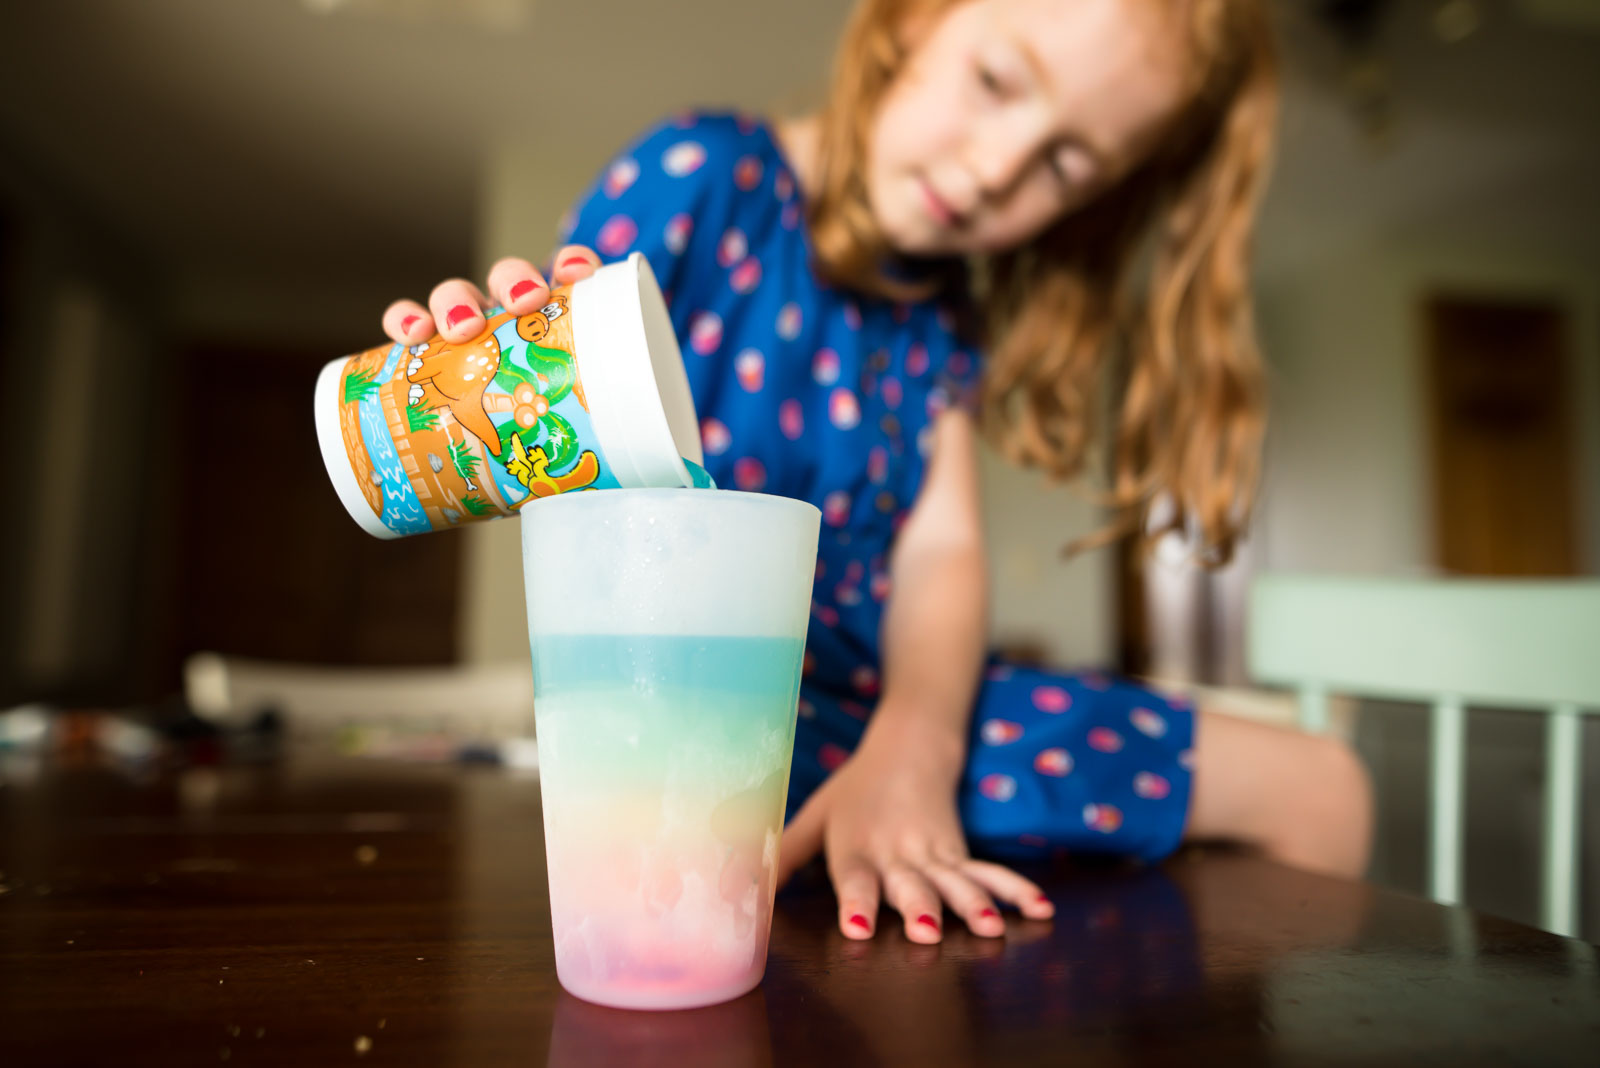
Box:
[1254,245,1600,579]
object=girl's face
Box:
[868,0,1194,256]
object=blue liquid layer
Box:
[532,634,803,698]
[530,634,806,793]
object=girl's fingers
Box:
[959,858,1056,920]
[427,278,495,342]
[487,258,550,315]
[879,863,945,944]
[550,244,602,285]
[828,854,881,941]
[382,299,433,344]
[922,862,1006,938]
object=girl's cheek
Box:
[979,194,1061,253]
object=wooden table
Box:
[2,757,1596,1065]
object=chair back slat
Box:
[1544,706,1583,937]
[1430,696,1467,906]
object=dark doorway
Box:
[1424,294,1580,577]
[166,341,462,677]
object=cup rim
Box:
[570,253,703,490]
[521,486,821,523]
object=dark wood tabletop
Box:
[2,755,1595,1066]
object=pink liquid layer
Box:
[545,826,780,1010]
[532,676,798,1011]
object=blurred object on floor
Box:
[0,698,283,786]
[183,651,535,763]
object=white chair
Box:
[1248,574,1600,936]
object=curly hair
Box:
[806,0,1279,564]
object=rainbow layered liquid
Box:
[531,634,804,1010]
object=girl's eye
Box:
[976,64,1003,95]
[1048,155,1071,187]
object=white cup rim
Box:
[571,252,703,489]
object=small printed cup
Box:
[523,488,821,1011]
[314,252,703,538]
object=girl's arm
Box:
[868,407,989,769]
[776,409,1056,943]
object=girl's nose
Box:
[968,132,1038,202]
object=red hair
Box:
[806,0,1279,563]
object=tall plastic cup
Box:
[523,489,820,1011]
[314,252,704,538]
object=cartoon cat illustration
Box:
[504,430,600,506]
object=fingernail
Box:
[445,304,477,328]
[560,255,592,269]
[400,314,420,333]
[979,908,998,919]
[916,914,939,929]
[848,914,870,930]
[1035,894,1053,906]
[509,279,538,301]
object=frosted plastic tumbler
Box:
[522,488,821,1011]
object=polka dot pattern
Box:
[776,302,802,340]
[812,348,840,386]
[735,349,764,392]
[661,140,706,176]
[778,399,804,441]
[604,158,639,198]
[828,388,860,430]
[979,774,1018,802]
[717,228,747,268]
[663,213,693,254]
[688,311,722,356]
[597,215,638,257]
[822,490,851,527]
[700,418,730,456]
[1033,686,1071,714]
[734,155,763,191]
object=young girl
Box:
[382,0,1372,945]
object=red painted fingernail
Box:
[560,255,592,268]
[848,914,870,930]
[980,908,998,919]
[917,914,939,929]
[445,304,476,328]
[400,314,420,332]
[1036,894,1052,904]
[509,279,538,301]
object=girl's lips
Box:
[917,176,959,227]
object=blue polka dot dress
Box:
[561,113,1195,864]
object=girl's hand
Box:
[379,245,604,344]
[776,708,1056,943]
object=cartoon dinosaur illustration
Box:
[405,331,505,455]
[504,431,601,506]
[515,296,568,345]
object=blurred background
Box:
[0,0,1596,933]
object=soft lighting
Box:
[1434,0,1483,42]
[299,0,536,30]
